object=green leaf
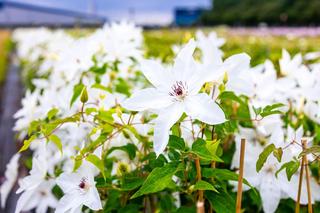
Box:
[260,103,284,117]
[276,160,300,181]
[298,145,320,158]
[273,147,283,162]
[253,106,262,116]
[47,108,59,120]
[205,190,236,213]
[131,163,178,199]
[107,144,137,160]
[168,135,185,151]
[19,135,36,152]
[121,177,144,191]
[90,64,107,74]
[202,168,253,189]
[73,158,83,172]
[256,144,276,172]
[191,138,223,162]
[194,180,218,192]
[49,134,63,154]
[70,83,84,107]
[219,91,245,104]
[86,154,105,180]
[80,86,88,103]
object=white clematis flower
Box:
[122,39,226,155]
[0,153,20,208]
[15,156,54,213]
[55,167,102,213]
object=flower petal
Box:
[153,103,184,156]
[55,172,80,194]
[15,190,35,213]
[259,175,281,213]
[139,59,173,89]
[83,187,103,211]
[122,88,172,111]
[185,93,226,125]
[55,194,83,213]
[222,53,251,75]
[172,39,197,82]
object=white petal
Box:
[55,173,80,194]
[122,88,172,111]
[184,93,226,125]
[15,190,35,213]
[83,187,102,210]
[222,53,251,75]
[139,59,172,89]
[172,39,197,82]
[0,153,20,208]
[55,194,83,213]
[259,175,281,213]
[153,103,184,156]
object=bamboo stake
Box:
[236,138,246,213]
[295,150,305,213]
[302,140,313,213]
[195,157,204,213]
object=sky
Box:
[6,0,212,25]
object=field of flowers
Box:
[1,23,320,213]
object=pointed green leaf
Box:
[49,134,63,154]
[86,154,105,180]
[194,180,218,192]
[19,135,36,152]
[70,83,84,107]
[131,163,178,199]
[256,144,275,172]
[191,138,223,162]
[47,108,59,120]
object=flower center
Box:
[169,81,188,101]
[78,177,90,192]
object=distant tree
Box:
[201,0,320,26]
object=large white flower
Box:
[122,39,226,155]
[0,153,20,208]
[55,167,102,213]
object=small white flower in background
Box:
[279,49,303,77]
[122,39,226,155]
[196,30,225,64]
[0,153,20,208]
[15,156,56,213]
[55,167,102,213]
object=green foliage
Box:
[70,83,84,107]
[259,103,285,118]
[19,135,36,152]
[276,160,300,181]
[131,163,181,199]
[191,138,223,162]
[202,168,252,188]
[194,180,218,192]
[86,154,105,179]
[298,145,320,158]
[48,134,63,154]
[201,0,320,26]
[256,144,280,172]
[205,189,236,213]
[107,144,137,160]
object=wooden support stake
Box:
[302,140,313,213]
[195,157,204,213]
[236,138,246,213]
[295,150,305,213]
